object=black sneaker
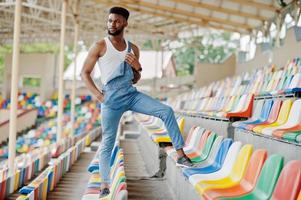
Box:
[99,188,110,199]
[176,156,194,168]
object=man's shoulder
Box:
[95,39,106,48]
[89,39,106,57]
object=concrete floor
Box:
[121,139,176,200]
[47,151,95,200]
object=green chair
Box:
[283,130,301,142]
[191,132,216,163]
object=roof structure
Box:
[0,0,298,45]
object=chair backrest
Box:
[276,75,287,90]
[176,117,185,133]
[231,95,248,112]
[230,96,241,112]
[253,154,284,199]
[260,99,273,121]
[224,96,236,112]
[216,98,225,111]
[283,99,301,126]
[229,144,253,182]
[203,98,211,111]
[212,138,233,168]
[185,126,197,146]
[188,127,205,150]
[272,70,283,91]
[267,100,282,123]
[252,100,265,119]
[205,98,214,111]
[283,74,293,89]
[275,99,293,124]
[271,160,301,200]
[116,188,128,200]
[217,97,227,111]
[199,132,217,159]
[196,130,211,152]
[206,136,223,164]
[199,98,209,111]
[218,142,242,172]
[243,149,267,186]
[288,73,301,89]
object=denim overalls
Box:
[99,42,185,184]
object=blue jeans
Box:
[99,84,185,184]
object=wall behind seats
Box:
[194,54,236,87]
[3,53,58,101]
[236,27,301,74]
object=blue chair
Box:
[238,100,273,130]
[182,138,233,178]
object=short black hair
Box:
[109,7,130,21]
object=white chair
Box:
[194,136,223,168]
[189,141,242,186]
[232,100,264,128]
[167,127,205,158]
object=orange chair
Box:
[226,94,254,119]
[270,160,301,200]
[203,149,267,200]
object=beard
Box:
[108,27,124,36]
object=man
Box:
[81,6,193,198]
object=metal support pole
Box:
[70,0,79,136]
[57,0,67,142]
[8,0,22,176]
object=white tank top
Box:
[97,37,129,85]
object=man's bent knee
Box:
[162,106,173,119]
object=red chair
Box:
[271,160,301,200]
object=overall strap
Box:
[127,41,131,53]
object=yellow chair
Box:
[14,170,21,191]
[194,144,253,194]
[151,117,185,143]
[42,178,48,200]
[253,99,292,133]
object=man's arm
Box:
[80,41,106,102]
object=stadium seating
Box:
[82,144,128,200]
[16,128,99,200]
[203,149,267,200]
[136,114,185,144]
[136,113,301,200]
[220,154,284,200]
[194,145,253,195]
[0,101,101,158]
[261,99,301,136]
[232,97,301,143]
[244,100,282,131]
[0,147,50,199]
[133,58,301,199]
